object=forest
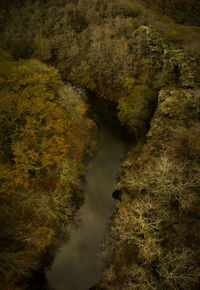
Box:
[0,51,97,288]
[0,0,200,289]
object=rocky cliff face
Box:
[119,25,199,139]
[143,25,200,152]
[132,25,198,88]
[99,26,200,290]
[147,88,200,150]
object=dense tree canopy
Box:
[0,51,96,288]
[141,0,200,25]
[0,0,200,289]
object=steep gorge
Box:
[97,27,200,290]
[0,1,200,289]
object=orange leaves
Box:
[0,59,65,187]
[0,162,29,193]
[0,57,97,287]
[0,57,96,197]
[77,102,87,115]
[26,226,54,250]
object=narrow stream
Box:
[46,123,125,290]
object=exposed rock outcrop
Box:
[99,26,200,290]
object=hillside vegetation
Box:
[99,87,200,289]
[141,0,200,26]
[0,51,96,288]
[1,0,200,135]
[0,0,200,289]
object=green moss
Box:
[159,96,179,116]
[81,74,96,90]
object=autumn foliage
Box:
[0,1,200,289]
[0,52,96,288]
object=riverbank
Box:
[97,37,200,290]
[1,1,200,289]
[0,55,98,289]
[46,122,125,290]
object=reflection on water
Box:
[46,127,125,290]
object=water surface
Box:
[46,125,125,290]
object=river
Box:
[45,119,125,290]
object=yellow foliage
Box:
[0,55,96,287]
[124,77,136,92]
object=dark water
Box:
[46,125,125,290]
